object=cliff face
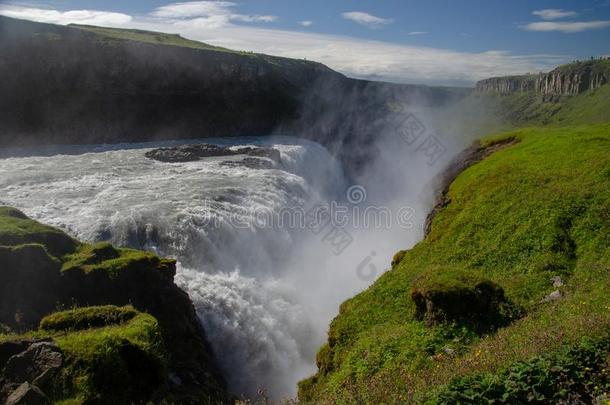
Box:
[0,16,468,171]
[0,16,340,146]
[476,60,610,97]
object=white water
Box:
[0,134,443,400]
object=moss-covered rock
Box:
[0,207,228,403]
[40,305,138,332]
[411,268,519,330]
[52,310,166,403]
[0,207,78,257]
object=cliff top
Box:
[478,58,610,83]
[70,24,241,53]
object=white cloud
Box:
[299,20,313,27]
[532,9,578,20]
[0,4,567,86]
[522,20,610,33]
[407,31,427,36]
[155,21,564,86]
[150,1,276,28]
[341,11,392,28]
[0,5,132,26]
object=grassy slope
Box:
[299,124,610,403]
[71,24,246,54]
[472,78,610,129]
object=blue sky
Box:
[1,0,609,86]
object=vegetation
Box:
[40,305,139,332]
[430,336,610,404]
[0,208,228,403]
[475,84,610,128]
[2,307,167,403]
[71,24,239,53]
[61,241,175,278]
[0,206,78,256]
[299,124,610,403]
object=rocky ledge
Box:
[145,143,281,165]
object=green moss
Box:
[0,206,78,256]
[40,305,138,332]
[52,310,167,403]
[61,242,175,278]
[1,307,167,403]
[300,124,610,403]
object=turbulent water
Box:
[0,134,440,399]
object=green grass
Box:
[40,305,139,332]
[53,309,166,403]
[472,83,610,129]
[71,24,255,56]
[0,207,78,256]
[429,336,610,404]
[299,124,610,403]
[1,306,167,403]
[61,241,175,278]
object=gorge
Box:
[1,11,609,405]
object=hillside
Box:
[299,124,610,403]
[299,61,610,403]
[0,207,228,403]
[0,16,467,157]
[0,15,337,146]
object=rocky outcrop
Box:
[475,75,537,94]
[476,60,610,97]
[0,339,62,404]
[411,278,511,329]
[0,208,228,403]
[145,143,281,164]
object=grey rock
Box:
[220,157,276,170]
[4,342,63,387]
[543,290,562,302]
[551,276,564,288]
[5,382,49,405]
[145,143,281,164]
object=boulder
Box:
[220,157,276,170]
[0,340,30,369]
[5,382,49,405]
[411,269,520,331]
[3,341,63,388]
[144,143,281,164]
